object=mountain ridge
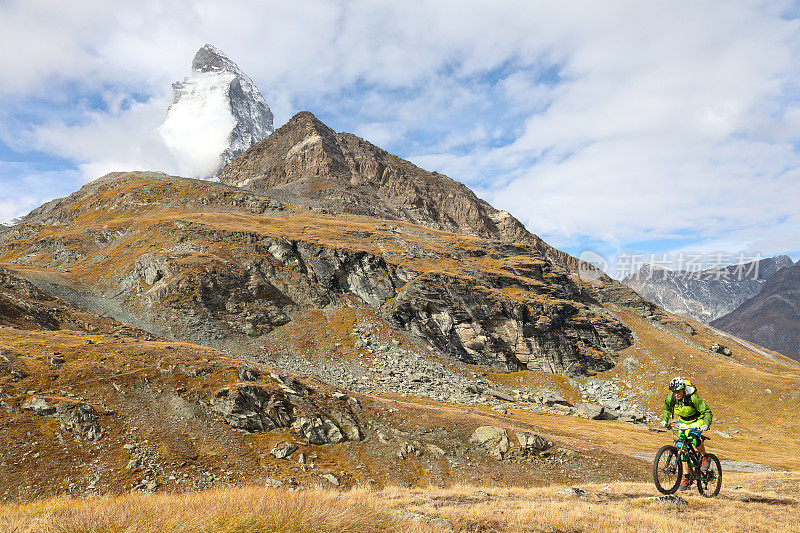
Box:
[711,260,800,361]
[623,255,793,323]
[220,112,579,268]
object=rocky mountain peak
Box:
[192,43,241,74]
[221,112,561,261]
[219,112,673,314]
[157,44,274,178]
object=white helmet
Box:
[669,377,685,391]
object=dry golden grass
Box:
[2,474,797,533]
[369,475,800,533]
[0,486,430,533]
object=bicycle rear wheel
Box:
[697,453,722,497]
[653,445,682,494]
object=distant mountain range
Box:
[712,259,800,362]
[623,255,793,323]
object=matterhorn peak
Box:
[192,44,241,74]
[157,44,274,178]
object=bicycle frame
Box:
[673,429,708,481]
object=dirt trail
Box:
[11,268,169,338]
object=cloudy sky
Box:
[1,0,799,277]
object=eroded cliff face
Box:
[121,227,631,376]
[1,173,633,377]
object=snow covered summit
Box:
[158,44,274,178]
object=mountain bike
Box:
[652,425,722,497]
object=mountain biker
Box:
[660,377,713,490]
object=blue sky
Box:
[2,0,800,278]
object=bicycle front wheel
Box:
[697,453,722,497]
[653,445,682,494]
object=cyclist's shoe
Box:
[700,454,711,473]
[678,476,692,491]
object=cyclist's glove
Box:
[700,425,709,432]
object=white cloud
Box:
[156,72,238,178]
[29,96,178,180]
[0,162,83,223]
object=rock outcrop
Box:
[470,426,510,459]
[21,397,103,441]
[211,380,363,445]
[2,173,633,377]
[0,267,59,330]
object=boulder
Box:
[519,391,572,408]
[557,487,591,498]
[237,365,260,382]
[399,511,453,531]
[212,383,360,445]
[211,385,292,432]
[321,473,340,486]
[470,426,510,459]
[647,494,687,507]
[576,403,604,420]
[515,431,552,454]
[291,416,346,445]
[620,410,646,424]
[270,441,298,459]
[330,409,363,441]
[599,398,622,412]
[21,397,56,416]
[485,389,515,402]
[540,393,572,408]
[710,343,732,356]
[425,444,446,459]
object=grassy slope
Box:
[1,473,798,532]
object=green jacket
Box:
[661,391,712,426]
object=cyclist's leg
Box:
[682,419,712,472]
[677,419,703,486]
[684,418,707,454]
